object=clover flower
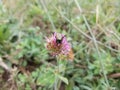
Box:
[46,32,74,60]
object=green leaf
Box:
[18,74,27,83]
[25,84,32,90]
[80,85,92,90]
[0,25,10,43]
[36,71,55,86]
[57,74,68,85]
[73,86,79,90]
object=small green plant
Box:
[16,27,48,65]
[90,52,114,75]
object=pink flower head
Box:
[46,32,71,56]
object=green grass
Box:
[0,0,120,90]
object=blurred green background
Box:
[0,0,120,90]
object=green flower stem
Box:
[54,58,67,90]
[54,77,59,90]
[54,58,59,90]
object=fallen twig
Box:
[108,73,120,78]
